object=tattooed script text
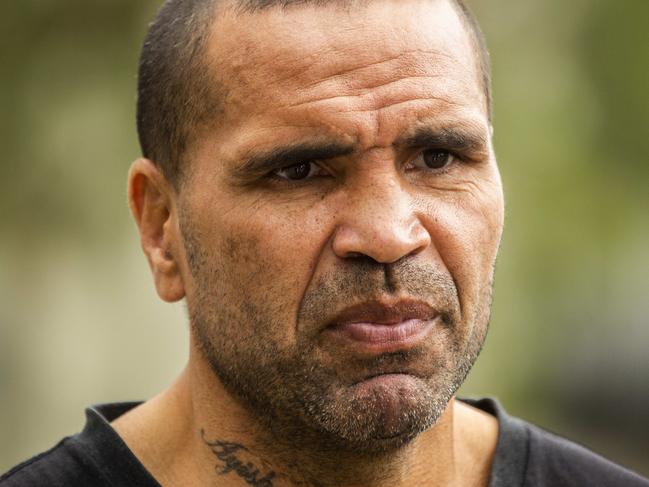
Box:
[201,430,276,487]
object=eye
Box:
[274,161,325,181]
[412,149,455,171]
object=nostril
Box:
[346,252,380,265]
[345,251,364,259]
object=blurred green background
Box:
[1,0,648,477]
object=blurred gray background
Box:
[1,0,648,476]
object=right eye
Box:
[274,162,323,181]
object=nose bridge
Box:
[332,166,431,264]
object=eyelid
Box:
[423,145,485,165]
[407,150,449,170]
[270,160,329,183]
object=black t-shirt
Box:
[1,398,647,486]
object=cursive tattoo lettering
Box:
[201,430,277,487]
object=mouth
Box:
[323,299,439,354]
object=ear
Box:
[127,158,186,302]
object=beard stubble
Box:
[181,218,493,454]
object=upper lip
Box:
[327,299,438,328]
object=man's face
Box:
[177,0,504,451]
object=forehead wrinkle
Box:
[205,0,487,155]
[261,44,477,114]
[269,44,342,86]
[299,48,456,91]
[211,1,478,96]
[229,42,466,105]
[280,79,478,146]
[218,91,486,158]
[286,77,464,112]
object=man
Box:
[2,0,647,486]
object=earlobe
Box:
[127,158,186,303]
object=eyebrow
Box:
[231,141,355,183]
[230,125,488,184]
[397,125,488,154]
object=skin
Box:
[117,0,504,485]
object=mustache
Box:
[298,258,460,329]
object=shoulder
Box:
[0,437,106,487]
[522,421,649,487]
[462,397,649,487]
[1,402,155,487]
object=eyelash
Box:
[269,149,464,185]
[272,162,326,182]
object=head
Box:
[129,0,504,454]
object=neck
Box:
[113,349,495,487]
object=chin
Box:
[308,373,448,454]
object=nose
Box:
[331,178,431,264]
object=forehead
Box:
[201,0,486,157]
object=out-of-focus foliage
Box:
[1,0,647,476]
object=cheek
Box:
[421,183,504,309]
[223,204,329,279]
[201,200,334,343]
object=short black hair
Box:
[136,0,491,187]
[136,0,217,187]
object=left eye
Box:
[412,150,455,170]
[274,162,321,181]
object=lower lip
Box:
[324,318,436,353]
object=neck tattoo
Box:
[201,429,277,487]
